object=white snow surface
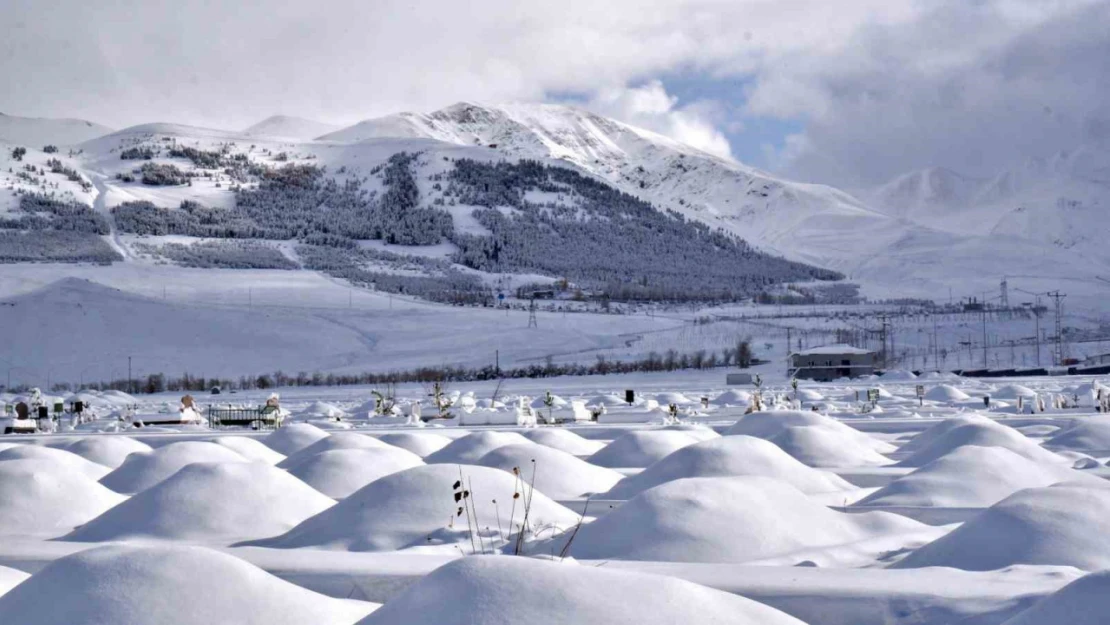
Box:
[0,445,112,480]
[0,544,377,625]
[476,443,624,500]
[896,420,1067,468]
[586,430,700,468]
[520,428,606,455]
[603,435,854,499]
[277,432,394,469]
[726,410,896,453]
[0,459,126,538]
[99,440,250,494]
[245,463,579,552]
[263,422,331,456]
[556,476,927,563]
[375,432,452,457]
[422,431,533,465]
[65,461,336,544]
[285,448,425,499]
[211,436,287,465]
[0,112,112,146]
[1002,570,1110,625]
[356,555,807,625]
[64,436,153,469]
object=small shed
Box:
[789,344,877,381]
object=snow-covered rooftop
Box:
[792,343,874,356]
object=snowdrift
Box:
[0,566,27,600]
[244,464,578,552]
[262,422,330,456]
[64,436,152,468]
[856,446,1102,508]
[277,432,393,468]
[423,431,533,465]
[769,425,892,467]
[725,410,895,453]
[286,447,425,499]
[0,459,126,538]
[0,444,112,480]
[587,430,700,468]
[924,385,972,402]
[1045,416,1110,454]
[895,484,1110,571]
[357,555,806,625]
[212,436,286,465]
[604,435,853,500]
[476,444,624,500]
[377,432,452,457]
[0,544,376,625]
[520,428,606,455]
[896,420,1066,468]
[99,441,249,494]
[559,476,925,563]
[1002,570,1110,625]
[899,415,996,452]
[66,462,335,544]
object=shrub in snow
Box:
[0,459,125,538]
[603,436,853,500]
[286,448,424,499]
[243,464,578,553]
[552,476,924,563]
[65,462,335,544]
[895,484,1110,571]
[0,544,376,625]
[356,555,807,625]
[99,441,249,494]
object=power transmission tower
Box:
[527,299,538,329]
[1000,277,1009,308]
[1048,290,1066,364]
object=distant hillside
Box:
[0,113,113,147]
[243,115,342,140]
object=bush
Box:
[11,147,26,161]
[140,162,189,186]
[42,145,58,154]
[0,231,121,264]
[143,240,299,270]
[120,146,155,160]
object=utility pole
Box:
[1033,301,1042,367]
[128,356,132,395]
[933,313,940,370]
[1048,290,1066,365]
[981,306,989,367]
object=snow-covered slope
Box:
[0,112,113,146]
[243,115,342,140]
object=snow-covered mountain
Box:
[321,102,904,270]
[0,112,113,147]
[869,167,985,218]
[243,115,342,140]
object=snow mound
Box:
[295,400,348,419]
[924,385,972,402]
[212,436,287,465]
[857,446,1103,508]
[1002,570,1110,625]
[992,384,1038,399]
[476,444,624,500]
[245,464,578,552]
[377,432,452,457]
[560,476,923,563]
[769,425,893,467]
[796,388,826,401]
[262,422,330,455]
[64,436,152,469]
[654,391,695,405]
[357,555,806,625]
[0,544,376,625]
[521,428,605,455]
[423,431,533,465]
[286,448,425,499]
[1045,416,1110,453]
[277,432,393,468]
[882,369,918,380]
[899,414,997,452]
[657,423,721,441]
[0,566,28,599]
[100,441,249,494]
[586,393,631,407]
[0,444,112,480]
[587,430,700,468]
[712,389,752,405]
[726,410,895,453]
[67,461,335,543]
[896,420,1066,467]
[604,436,853,499]
[895,484,1110,571]
[0,459,126,537]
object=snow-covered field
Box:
[3,371,1110,624]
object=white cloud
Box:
[587,81,734,159]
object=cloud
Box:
[587,81,734,159]
[748,0,1110,186]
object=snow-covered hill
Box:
[243,115,342,140]
[0,113,113,147]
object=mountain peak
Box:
[243,115,342,140]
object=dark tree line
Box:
[138,240,299,270]
[0,231,121,264]
[0,192,109,234]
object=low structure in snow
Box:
[789,344,877,381]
